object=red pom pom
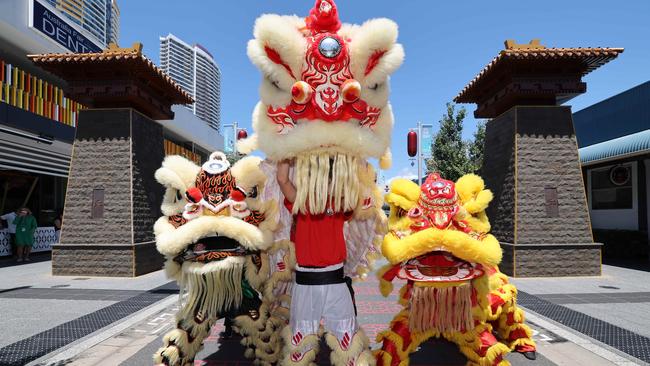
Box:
[306,0,341,33]
[186,188,203,203]
[230,189,246,202]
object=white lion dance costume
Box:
[152,152,282,365]
[239,1,403,365]
[376,173,537,366]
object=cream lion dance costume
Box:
[238,1,403,365]
[376,173,537,366]
[152,152,282,366]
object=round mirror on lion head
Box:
[318,36,342,58]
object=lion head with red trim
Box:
[241,0,403,216]
[241,0,403,168]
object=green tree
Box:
[426,103,470,181]
[226,152,242,166]
[467,121,486,175]
[425,103,485,181]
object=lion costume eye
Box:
[368,83,384,91]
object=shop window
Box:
[590,165,633,210]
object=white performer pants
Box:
[282,263,373,365]
[290,263,357,341]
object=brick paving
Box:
[185,272,548,366]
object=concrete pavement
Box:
[513,265,650,340]
[0,254,173,366]
[1,253,649,366]
[512,265,650,364]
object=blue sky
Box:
[119,1,649,184]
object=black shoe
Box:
[221,325,234,339]
[522,351,537,360]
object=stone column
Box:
[29,44,193,277]
[52,109,165,276]
[454,41,622,277]
[483,106,600,276]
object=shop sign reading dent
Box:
[29,0,103,53]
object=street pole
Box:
[417,121,422,185]
[233,121,238,157]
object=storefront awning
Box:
[579,129,650,166]
[0,129,71,177]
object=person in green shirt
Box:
[14,207,37,262]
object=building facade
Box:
[0,2,222,258]
[574,81,650,261]
[0,0,84,257]
[159,34,221,131]
[44,0,119,48]
[162,105,223,164]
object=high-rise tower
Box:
[159,34,221,131]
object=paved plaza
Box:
[0,255,649,365]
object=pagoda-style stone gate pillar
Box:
[30,44,193,276]
[455,40,623,277]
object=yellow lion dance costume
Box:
[376,173,536,366]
